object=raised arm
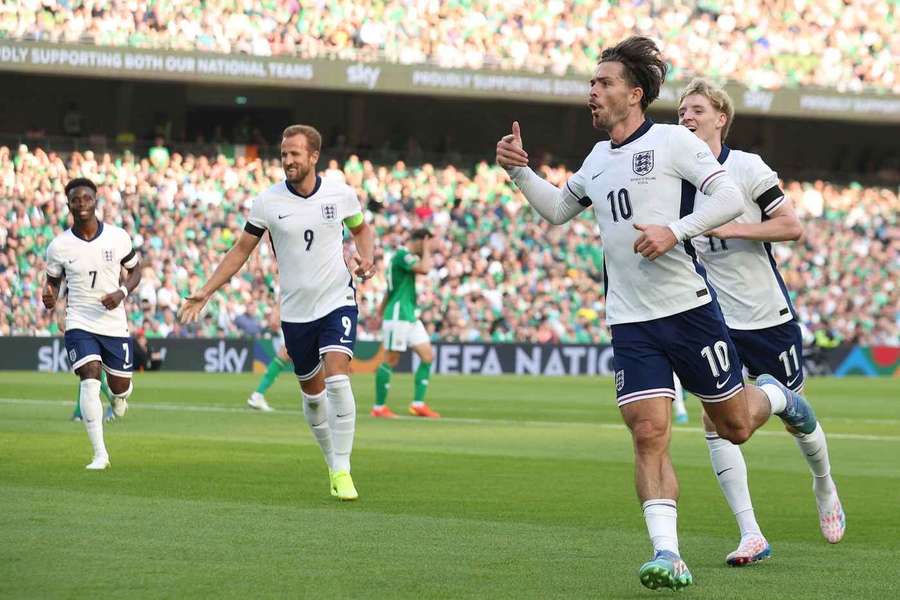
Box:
[497,121,588,225]
[411,235,433,274]
[178,231,261,323]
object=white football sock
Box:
[79,378,107,459]
[325,374,356,473]
[793,423,837,507]
[672,374,687,417]
[760,383,787,415]
[642,499,679,555]
[706,434,762,539]
[301,389,333,471]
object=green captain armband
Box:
[343,212,364,228]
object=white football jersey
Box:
[45,223,138,337]
[245,176,362,323]
[691,146,794,330]
[567,120,731,325]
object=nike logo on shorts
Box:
[715,374,733,389]
[339,337,352,343]
[277,213,293,219]
[786,374,801,387]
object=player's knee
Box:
[718,425,752,445]
[107,376,132,397]
[110,381,133,399]
[701,411,716,432]
[77,362,102,380]
[384,351,401,367]
[323,353,351,377]
[629,418,669,451]
[416,345,433,364]
[299,376,325,396]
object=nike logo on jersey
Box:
[339,337,353,344]
[591,170,605,180]
[277,213,293,219]
[716,467,733,476]
[715,374,733,390]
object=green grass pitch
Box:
[1,371,898,598]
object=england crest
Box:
[615,370,625,392]
[632,150,654,176]
[102,248,114,262]
[321,203,337,222]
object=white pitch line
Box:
[2,397,899,442]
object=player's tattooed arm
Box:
[101,259,142,310]
[42,275,62,310]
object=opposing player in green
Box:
[372,228,440,418]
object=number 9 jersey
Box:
[244,176,363,323]
[566,120,729,325]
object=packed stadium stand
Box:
[1,144,896,345]
[3,0,897,92]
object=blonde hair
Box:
[678,78,735,142]
[282,124,322,153]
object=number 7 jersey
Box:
[244,176,362,323]
[566,120,730,325]
[45,223,139,337]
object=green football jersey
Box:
[384,247,419,322]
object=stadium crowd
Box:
[1,144,896,346]
[4,0,897,93]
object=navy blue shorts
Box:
[281,306,358,381]
[730,320,805,392]
[64,328,134,377]
[611,302,744,406]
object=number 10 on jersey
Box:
[608,189,632,222]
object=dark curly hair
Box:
[64,177,97,196]
[599,36,668,111]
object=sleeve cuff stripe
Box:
[244,222,266,237]
[699,170,727,193]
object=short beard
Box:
[594,101,629,132]
[285,165,309,184]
